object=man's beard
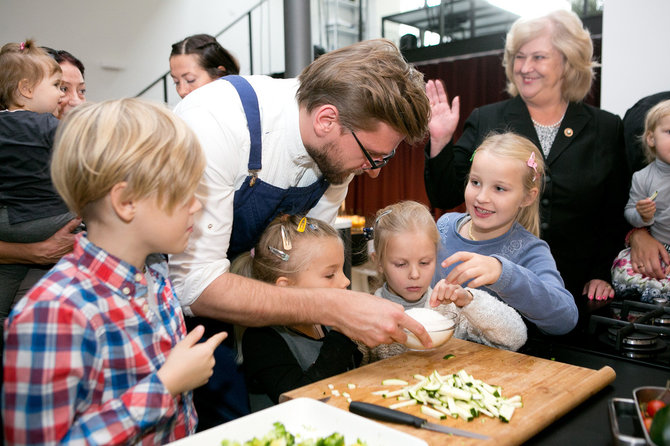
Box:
[305,141,361,185]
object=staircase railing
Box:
[135,0,268,104]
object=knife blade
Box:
[349,401,490,440]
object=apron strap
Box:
[223,75,262,171]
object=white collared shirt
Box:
[169,76,350,313]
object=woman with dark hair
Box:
[169,33,240,99]
[42,47,86,119]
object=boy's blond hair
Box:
[51,98,205,221]
[0,39,61,109]
[642,99,670,162]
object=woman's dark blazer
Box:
[424,95,631,299]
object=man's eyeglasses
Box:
[351,131,396,170]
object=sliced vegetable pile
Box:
[221,421,367,446]
[372,369,523,423]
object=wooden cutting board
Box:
[281,338,615,445]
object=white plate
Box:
[168,398,427,446]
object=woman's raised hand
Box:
[426,79,460,158]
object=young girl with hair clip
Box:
[232,215,361,411]
[612,99,670,302]
[0,39,77,320]
[434,132,577,336]
[367,200,527,363]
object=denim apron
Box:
[225,76,330,257]
[188,75,330,429]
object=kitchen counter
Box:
[521,335,669,445]
[282,338,616,445]
[281,332,667,445]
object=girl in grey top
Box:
[612,100,670,302]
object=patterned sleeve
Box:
[2,300,176,445]
[452,289,528,351]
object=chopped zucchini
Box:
[374,369,522,423]
[389,399,418,410]
[381,378,409,386]
[421,405,447,420]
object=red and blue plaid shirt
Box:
[2,234,197,445]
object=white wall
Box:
[601,0,670,117]
[3,0,657,114]
[0,0,286,107]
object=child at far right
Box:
[2,98,227,445]
[612,99,670,302]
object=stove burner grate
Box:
[600,332,667,358]
[607,329,658,347]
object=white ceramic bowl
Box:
[403,308,457,351]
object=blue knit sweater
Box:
[434,213,578,335]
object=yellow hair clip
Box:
[297,217,307,233]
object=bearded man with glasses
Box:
[169,39,431,429]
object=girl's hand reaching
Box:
[636,198,656,223]
[430,279,473,307]
[441,251,503,288]
[157,325,227,396]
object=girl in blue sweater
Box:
[434,133,577,335]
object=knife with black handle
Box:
[349,401,490,440]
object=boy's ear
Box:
[275,276,291,287]
[17,79,33,99]
[521,187,539,208]
[312,104,339,138]
[109,182,136,223]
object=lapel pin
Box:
[564,128,573,137]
